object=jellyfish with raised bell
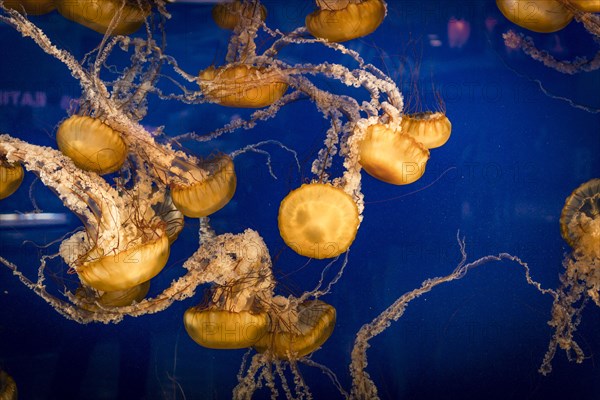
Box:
[278,183,360,259]
[306,0,387,42]
[401,111,452,149]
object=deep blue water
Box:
[1,1,600,399]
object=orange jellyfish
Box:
[55,0,150,35]
[4,0,55,15]
[170,154,237,218]
[358,123,430,185]
[278,183,360,259]
[306,0,386,42]
[56,115,128,175]
[254,297,336,359]
[496,0,573,33]
[198,64,288,108]
[75,232,170,292]
[152,194,185,244]
[0,160,24,200]
[401,111,452,149]
[75,280,151,311]
[212,0,267,30]
[560,178,600,259]
[0,370,17,400]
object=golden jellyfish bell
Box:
[198,64,288,108]
[358,123,430,185]
[76,280,150,311]
[4,0,55,15]
[55,0,151,35]
[212,1,267,30]
[560,179,600,257]
[401,112,452,149]
[77,233,170,292]
[255,300,336,360]
[0,161,24,200]
[0,370,17,400]
[171,154,237,218]
[496,0,573,33]
[184,308,269,349]
[306,0,386,42]
[569,0,600,12]
[278,183,359,259]
[56,115,128,175]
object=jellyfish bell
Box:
[4,0,55,15]
[75,231,170,292]
[184,307,269,349]
[75,280,151,311]
[55,0,151,35]
[198,64,288,108]
[0,370,17,400]
[401,111,452,149]
[212,0,267,30]
[152,194,185,244]
[496,0,573,33]
[171,154,237,218]
[56,115,128,175]
[0,160,24,200]
[305,0,386,43]
[569,0,600,12]
[254,298,336,360]
[560,179,600,258]
[358,123,430,185]
[278,183,360,259]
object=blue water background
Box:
[1,1,600,399]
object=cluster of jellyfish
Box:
[0,0,598,399]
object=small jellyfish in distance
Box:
[306,0,387,43]
[0,160,24,200]
[198,64,288,108]
[170,154,237,218]
[55,0,151,35]
[212,0,267,30]
[358,123,430,185]
[496,0,573,33]
[56,115,129,175]
[278,183,360,259]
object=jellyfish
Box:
[55,0,151,35]
[496,0,573,33]
[56,115,129,175]
[184,229,275,349]
[0,370,17,400]
[4,0,54,15]
[401,112,452,150]
[569,0,600,12]
[212,0,266,30]
[254,297,336,360]
[305,0,387,43]
[0,160,24,200]
[540,179,600,374]
[198,64,288,108]
[278,183,360,259]
[170,154,237,218]
[358,123,430,185]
